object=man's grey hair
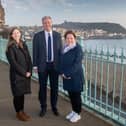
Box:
[42,16,52,22]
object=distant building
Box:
[0,0,5,27]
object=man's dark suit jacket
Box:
[33,30,62,73]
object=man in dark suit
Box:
[33,16,62,117]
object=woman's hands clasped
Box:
[61,74,71,79]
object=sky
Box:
[1,0,126,28]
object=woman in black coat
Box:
[60,30,84,123]
[6,27,32,121]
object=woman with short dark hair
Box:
[60,30,84,123]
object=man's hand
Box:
[26,72,31,77]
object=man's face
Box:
[42,18,52,32]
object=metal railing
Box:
[80,40,126,126]
[0,37,126,125]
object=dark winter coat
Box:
[6,42,32,96]
[60,43,84,92]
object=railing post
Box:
[105,47,110,115]
[94,47,98,109]
[99,47,104,111]
[89,48,93,106]
[118,48,124,121]
[112,47,117,117]
[83,48,88,103]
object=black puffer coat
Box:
[6,42,32,96]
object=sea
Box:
[79,39,126,64]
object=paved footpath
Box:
[0,61,115,126]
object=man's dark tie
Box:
[48,33,52,62]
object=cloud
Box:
[63,8,73,12]
[1,0,92,11]
[2,0,126,27]
[15,5,28,10]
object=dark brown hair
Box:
[6,27,23,52]
[64,30,76,39]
